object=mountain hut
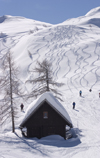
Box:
[19,92,73,139]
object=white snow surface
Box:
[21,92,72,126]
[0,6,100,158]
[63,6,100,27]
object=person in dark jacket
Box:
[20,103,24,111]
[79,90,82,96]
[89,89,92,92]
[72,102,75,109]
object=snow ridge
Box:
[0,6,100,158]
[86,6,100,16]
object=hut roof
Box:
[20,92,72,127]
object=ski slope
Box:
[0,6,100,158]
[0,91,100,158]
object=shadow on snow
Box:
[14,129,81,148]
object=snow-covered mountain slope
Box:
[0,15,52,33]
[63,6,100,27]
[0,8,100,90]
[0,6,100,158]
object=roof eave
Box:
[20,99,73,128]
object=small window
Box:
[43,111,48,119]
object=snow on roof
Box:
[20,92,72,126]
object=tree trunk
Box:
[46,69,49,91]
[9,53,15,133]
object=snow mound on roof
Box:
[21,92,72,125]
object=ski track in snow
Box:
[0,12,100,157]
[1,24,100,91]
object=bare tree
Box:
[0,51,22,132]
[26,59,64,101]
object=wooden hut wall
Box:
[24,101,69,139]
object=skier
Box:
[20,103,24,111]
[72,102,75,109]
[79,90,82,97]
[89,89,92,92]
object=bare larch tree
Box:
[27,59,64,101]
[0,51,22,132]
